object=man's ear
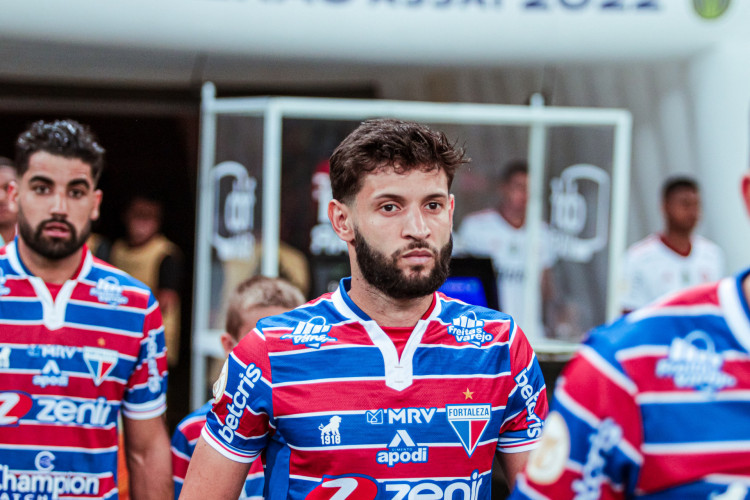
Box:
[328,199,355,243]
[220,332,236,358]
[7,181,17,213]
[742,173,750,218]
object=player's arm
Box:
[179,436,251,500]
[123,414,172,500]
[497,450,532,491]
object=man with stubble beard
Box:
[181,118,548,499]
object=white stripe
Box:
[637,389,750,404]
[643,440,750,454]
[628,304,723,323]
[272,371,510,388]
[201,426,258,464]
[0,443,117,453]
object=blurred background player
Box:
[456,159,557,341]
[0,156,17,246]
[620,175,725,313]
[0,119,171,499]
[171,275,304,499]
[111,194,184,367]
[509,170,750,498]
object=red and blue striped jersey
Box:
[203,278,547,499]
[0,240,168,500]
[171,400,264,499]
[511,270,750,499]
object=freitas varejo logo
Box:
[693,0,731,19]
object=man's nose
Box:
[403,206,430,239]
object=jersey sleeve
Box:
[497,323,549,453]
[510,327,643,499]
[171,404,211,500]
[201,328,274,463]
[122,295,168,419]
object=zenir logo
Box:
[693,0,731,20]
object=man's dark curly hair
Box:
[329,118,469,203]
[15,119,105,185]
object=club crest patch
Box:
[447,312,493,347]
[446,404,491,456]
[83,347,118,386]
[281,316,337,349]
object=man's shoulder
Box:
[692,235,724,257]
[86,258,156,298]
[625,234,662,259]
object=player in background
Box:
[0,119,171,499]
[171,276,304,499]
[455,160,557,342]
[0,156,17,246]
[620,175,724,313]
[179,118,548,499]
[510,173,750,497]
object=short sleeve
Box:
[201,329,274,463]
[497,325,549,453]
[121,295,168,419]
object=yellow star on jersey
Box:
[97,338,106,347]
[463,388,474,400]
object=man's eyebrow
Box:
[28,175,53,184]
[68,178,92,189]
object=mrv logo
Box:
[281,317,337,349]
[366,407,437,425]
[447,313,493,347]
[377,430,428,467]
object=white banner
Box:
[0,0,745,64]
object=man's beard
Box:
[354,228,452,300]
[17,210,90,260]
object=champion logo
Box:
[447,312,493,347]
[446,404,491,457]
[89,277,128,306]
[83,347,118,386]
[281,316,337,349]
[656,330,736,393]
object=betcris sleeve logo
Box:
[447,312,493,347]
[281,316,337,349]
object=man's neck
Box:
[347,274,434,328]
[661,229,692,256]
[0,224,14,246]
[17,240,83,284]
[499,205,525,229]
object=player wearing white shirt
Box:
[456,161,556,341]
[620,176,725,313]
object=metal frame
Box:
[192,82,632,408]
